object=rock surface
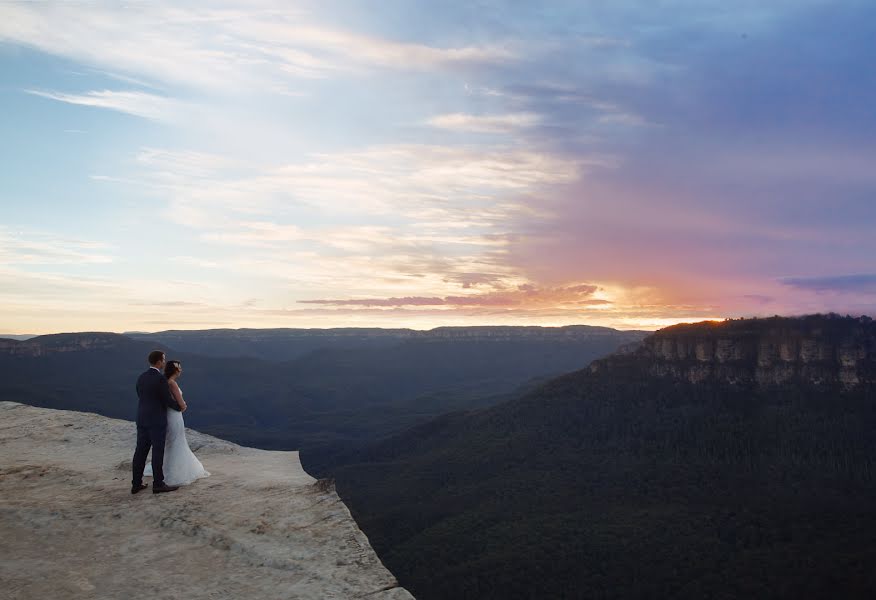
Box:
[0,401,414,600]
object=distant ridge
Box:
[127,324,646,362]
[0,332,157,357]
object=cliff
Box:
[0,402,414,600]
[591,314,876,388]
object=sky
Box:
[1,1,875,334]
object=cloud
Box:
[104,140,602,314]
[121,143,590,229]
[0,229,113,265]
[299,283,603,308]
[426,112,542,133]
[170,256,222,269]
[780,274,876,293]
[25,89,185,122]
[136,147,250,177]
[240,21,515,71]
[597,111,650,127]
[1,4,514,94]
[7,0,873,333]
[488,1,876,321]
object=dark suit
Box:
[131,367,182,488]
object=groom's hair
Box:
[148,350,166,365]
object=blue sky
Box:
[1,1,874,333]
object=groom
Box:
[131,350,183,494]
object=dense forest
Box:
[319,316,876,599]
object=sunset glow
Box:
[1,2,874,334]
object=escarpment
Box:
[591,315,876,388]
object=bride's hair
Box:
[164,360,182,379]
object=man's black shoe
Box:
[152,483,180,494]
[131,483,148,494]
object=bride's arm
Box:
[170,381,187,412]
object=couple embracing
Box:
[131,350,209,494]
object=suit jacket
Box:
[136,367,181,427]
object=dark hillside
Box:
[326,315,876,599]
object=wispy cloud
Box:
[170,256,222,270]
[233,20,515,72]
[1,4,514,94]
[122,143,590,227]
[597,111,650,127]
[25,89,185,122]
[780,274,876,293]
[299,283,604,308]
[426,112,542,133]
[90,140,589,315]
[0,228,113,265]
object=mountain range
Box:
[0,325,644,469]
[5,316,874,598]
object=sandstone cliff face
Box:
[591,316,876,389]
[0,402,414,600]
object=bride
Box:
[145,360,210,486]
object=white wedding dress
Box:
[144,387,210,486]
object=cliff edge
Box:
[0,401,414,599]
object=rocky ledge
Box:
[0,402,414,600]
